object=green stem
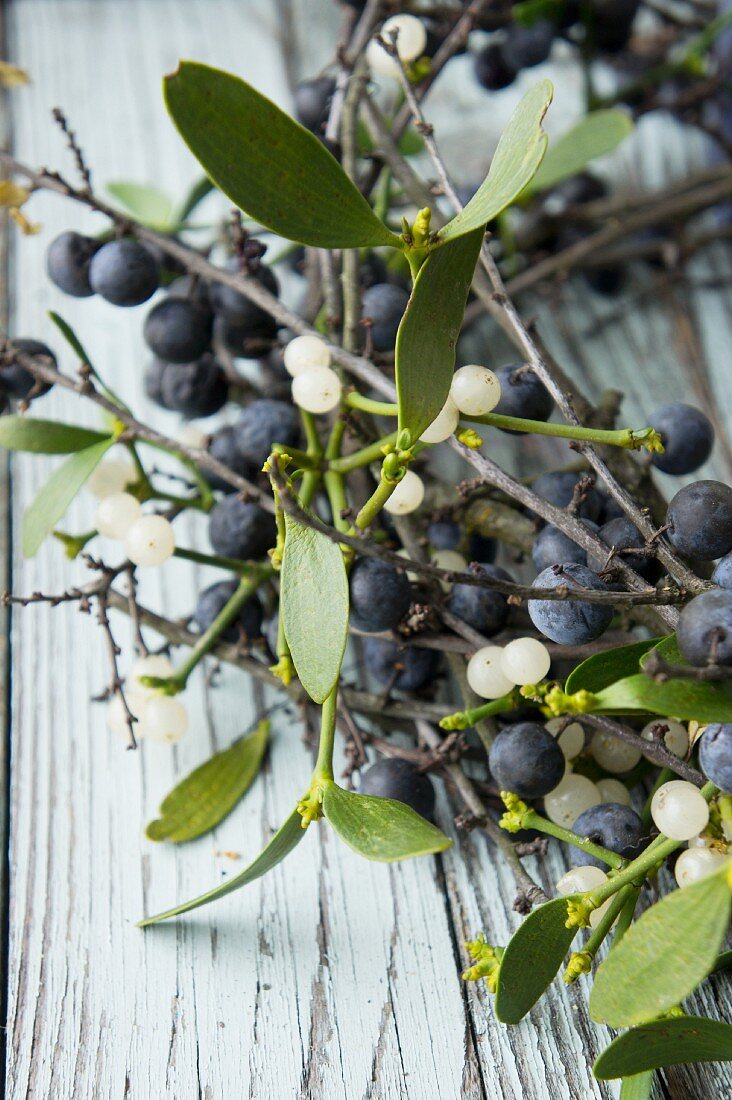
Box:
[173,547,263,573]
[313,686,338,783]
[329,432,398,474]
[468,413,659,451]
[145,567,272,693]
[612,886,640,945]
[439,691,521,731]
[344,392,399,417]
[323,470,351,534]
[523,809,624,870]
[300,410,323,457]
[273,443,320,469]
[374,166,393,224]
[299,469,321,509]
[353,476,397,531]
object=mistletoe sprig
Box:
[3,3,732,1093]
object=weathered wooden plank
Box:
[4,3,732,1099]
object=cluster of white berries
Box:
[106,655,188,744]
[90,453,175,566]
[466,636,551,699]
[285,334,342,414]
[647,780,731,889]
[366,14,427,78]
[420,366,501,444]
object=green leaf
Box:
[395,227,483,443]
[619,1072,654,1100]
[592,673,732,722]
[107,181,174,226]
[525,110,634,195]
[641,633,684,666]
[438,80,553,243]
[565,637,663,695]
[146,720,269,843]
[281,513,349,704]
[594,1017,732,1079]
[495,895,579,1023]
[322,783,452,862]
[22,437,115,558]
[0,416,110,454]
[137,808,305,926]
[590,871,731,1027]
[164,61,400,249]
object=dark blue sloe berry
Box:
[590,516,655,580]
[159,355,228,418]
[699,723,732,793]
[214,315,278,359]
[597,493,625,524]
[666,480,732,561]
[209,260,279,331]
[528,563,613,645]
[677,588,732,667]
[193,579,263,643]
[143,297,213,364]
[166,274,214,313]
[363,637,440,693]
[501,19,554,70]
[205,425,259,492]
[570,802,644,869]
[532,471,603,522]
[493,365,553,430]
[448,563,512,637]
[488,722,564,800]
[428,519,461,551]
[46,231,99,297]
[474,42,517,90]
[358,757,436,820]
[208,497,277,561]
[359,252,389,290]
[349,558,412,634]
[712,553,732,589]
[3,339,55,398]
[648,403,714,476]
[144,358,171,410]
[233,399,302,471]
[532,520,598,573]
[294,76,335,133]
[361,284,409,351]
[89,239,160,306]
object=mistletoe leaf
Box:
[281,513,349,704]
[594,1017,732,1079]
[438,80,552,243]
[395,227,483,443]
[146,720,269,843]
[0,416,110,454]
[590,871,731,1027]
[164,61,400,249]
[495,895,579,1023]
[22,437,114,557]
[137,808,305,926]
[322,784,451,862]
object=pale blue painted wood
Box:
[4,3,731,1098]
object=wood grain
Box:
[4,2,731,1098]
